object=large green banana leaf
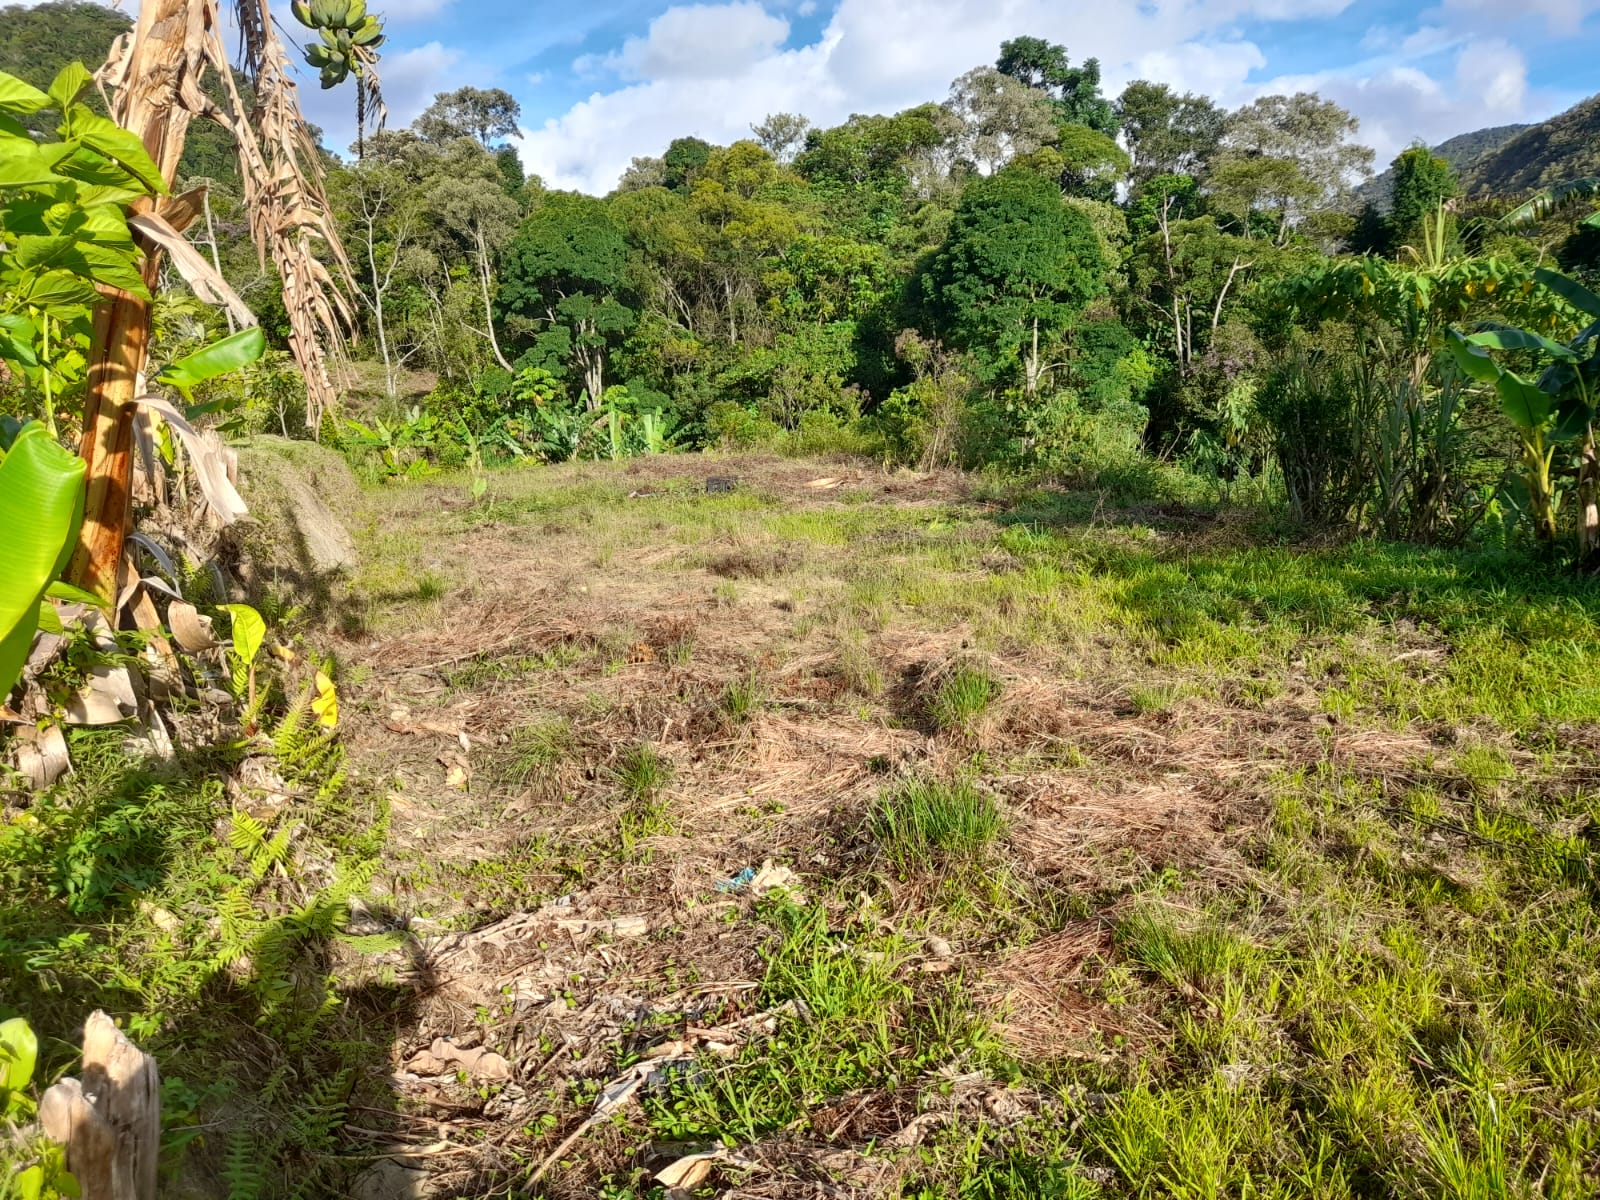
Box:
[0,424,86,701]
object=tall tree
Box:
[945,67,1060,175]
[1116,81,1225,183]
[1210,93,1374,242]
[920,168,1106,397]
[499,193,636,404]
[996,36,1117,136]
[751,113,812,165]
[663,136,715,192]
[424,139,523,371]
[415,86,522,147]
[1387,144,1458,254]
[329,160,426,396]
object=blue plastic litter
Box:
[715,867,759,893]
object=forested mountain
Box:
[1462,93,1600,195]
[0,0,129,135]
[0,0,129,90]
[1359,123,1528,210]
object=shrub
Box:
[1256,353,1379,527]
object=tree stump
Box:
[38,1012,161,1200]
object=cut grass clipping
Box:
[870,779,1004,871]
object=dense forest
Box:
[4,0,1600,558]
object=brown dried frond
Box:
[198,0,359,432]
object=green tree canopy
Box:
[663,137,716,192]
[995,36,1117,137]
[1387,144,1458,253]
[1116,81,1225,182]
[919,168,1106,395]
[415,86,522,148]
[499,193,636,405]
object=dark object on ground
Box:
[706,477,739,494]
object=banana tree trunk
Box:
[68,0,199,603]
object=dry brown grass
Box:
[320,455,1492,1194]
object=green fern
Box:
[222,1130,267,1200]
[287,1068,353,1153]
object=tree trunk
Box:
[40,1012,161,1200]
[1579,422,1599,564]
[68,0,200,604]
[366,233,394,397]
[474,226,513,372]
[1024,317,1041,399]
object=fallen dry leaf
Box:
[404,1038,512,1082]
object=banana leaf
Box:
[154,326,267,397]
[0,424,86,699]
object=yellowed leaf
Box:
[311,670,339,729]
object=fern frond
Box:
[222,1129,266,1200]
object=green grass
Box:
[720,674,765,725]
[611,742,671,803]
[870,779,1006,871]
[32,454,1600,1197]
[930,665,1002,732]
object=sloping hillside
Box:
[1360,124,1529,209]
[1464,93,1600,195]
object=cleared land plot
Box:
[330,454,1600,1198]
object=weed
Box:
[415,571,449,601]
[720,675,764,725]
[611,743,671,804]
[929,665,1001,732]
[870,779,1005,871]
[501,719,574,792]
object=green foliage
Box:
[920,169,1106,394]
[612,742,671,805]
[1256,353,1379,525]
[1447,269,1600,549]
[499,193,636,399]
[0,422,85,699]
[0,64,163,435]
[996,36,1117,136]
[928,665,1001,732]
[870,779,1005,870]
[1387,144,1459,253]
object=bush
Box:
[1256,354,1378,527]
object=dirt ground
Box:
[325,454,1449,1198]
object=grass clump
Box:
[720,674,764,725]
[500,718,574,793]
[612,742,671,803]
[870,778,1004,871]
[929,664,1001,732]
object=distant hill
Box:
[0,0,130,130]
[1463,94,1600,197]
[1360,125,1530,211]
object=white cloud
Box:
[579,2,792,81]
[513,0,1570,194]
[1424,0,1599,36]
[1256,39,1535,169]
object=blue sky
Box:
[292,0,1600,191]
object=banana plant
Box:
[1448,268,1600,554]
[290,0,386,88]
[1505,179,1600,230]
[0,424,87,701]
